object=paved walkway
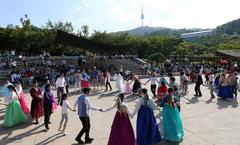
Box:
[0,77,240,145]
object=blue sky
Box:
[0,0,240,32]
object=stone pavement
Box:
[0,77,240,145]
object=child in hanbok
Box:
[81,70,90,89]
[102,93,135,145]
[169,77,178,89]
[132,88,161,145]
[157,81,168,101]
[15,81,30,114]
[4,85,27,127]
[124,80,132,94]
[160,88,184,142]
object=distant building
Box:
[181,30,213,39]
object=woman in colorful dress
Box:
[160,88,184,142]
[4,85,27,127]
[43,84,54,130]
[102,93,135,145]
[81,70,90,89]
[42,79,57,113]
[15,81,30,114]
[218,74,233,100]
[132,88,162,145]
[30,80,44,124]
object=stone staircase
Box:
[0,56,144,85]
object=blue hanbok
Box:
[218,85,233,99]
[160,95,184,142]
[135,97,162,145]
[0,83,13,102]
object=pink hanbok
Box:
[124,81,132,94]
[18,89,30,114]
[51,93,57,112]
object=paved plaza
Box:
[0,77,240,145]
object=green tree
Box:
[147,52,167,63]
[81,25,89,37]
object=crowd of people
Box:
[1,55,240,145]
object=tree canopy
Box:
[1,15,240,63]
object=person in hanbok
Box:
[42,79,57,112]
[160,88,184,142]
[113,72,124,92]
[30,80,44,124]
[169,77,178,89]
[132,88,162,145]
[4,85,27,127]
[0,79,13,103]
[124,80,132,94]
[15,81,30,114]
[102,93,135,145]
[157,81,168,101]
[218,74,233,100]
[43,84,54,130]
[81,70,90,89]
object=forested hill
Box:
[118,26,204,37]
[216,18,240,35]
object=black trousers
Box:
[76,116,91,140]
[177,105,181,112]
[57,87,64,104]
[151,84,157,96]
[65,84,69,94]
[195,84,202,96]
[231,86,237,97]
[105,80,112,91]
[44,104,52,126]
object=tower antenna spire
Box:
[141,2,144,27]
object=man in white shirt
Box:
[56,73,66,104]
[144,73,159,98]
[74,88,102,144]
